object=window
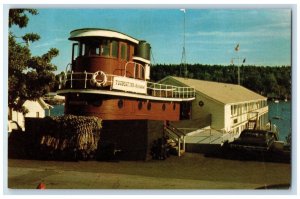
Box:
[111,41,118,58]
[80,43,85,56]
[135,63,139,78]
[141,66,145,79]
[121,44,128,60]
[138,101,143,110]
[36,112,40,118]
[134,64,145,79]
[118,99,123,109]
[83,42,100,56]
[79,39,116,58]
[72,43,79,61]
[232,105,237,115]
[198,101,204,107]
[100,40,110,57]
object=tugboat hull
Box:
[65,93,181,121]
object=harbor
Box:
[7,27,291,163]
[47,100,292,146]
[6,8,293,192]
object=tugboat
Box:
[57,28,195,121]
[56,28,196,160]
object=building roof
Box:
[37,98,53,109]
[23,98,53,110]
[162,76,267,104]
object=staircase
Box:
[247,112,259,130]
[246,119,257,130]
[164,124,186,157]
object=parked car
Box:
[230,129,278,151]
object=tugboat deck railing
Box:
[61,71,196,99]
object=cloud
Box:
[34,42,53,48]
[186,9,291,41]
[186,27,290,39]
[33,38,68,48]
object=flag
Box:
[180,9,186,13]
[243,58,246,63]
[235,44,240,51]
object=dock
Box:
[168,119,239,155]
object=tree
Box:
[9,9,59,114]
[151,63,291,99]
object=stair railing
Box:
[165,123,186,156]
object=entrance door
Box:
[180,101,192,120]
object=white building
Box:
[159,76,269,137]
[9,98,53,130]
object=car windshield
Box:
[240,131,266,138]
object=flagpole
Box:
[238,57,240,85]
[234,43,240,85]
[232,44,246,85]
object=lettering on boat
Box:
[112,76,147,94]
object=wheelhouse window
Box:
[134,63,145,79]
[78,39,119,58]
[111,41,118,58]
[84,40,101,56]
[100,40,110,56]
[121,43,128,60]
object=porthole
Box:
[147,102,151,110]
[138,101,143,110]
[162,104,166,111]
[199,100,204,107]
[118,99,123,109]
[92,100,102,107]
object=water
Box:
[268,101,291,141]
[46,102,292,141]
[46,104,65,116]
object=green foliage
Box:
[22,33,40,43]
[9,9,38,28]
[9,9,59,114]
[151,64,291,99]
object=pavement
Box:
[6,152,291,191]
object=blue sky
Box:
[10,8,291,73]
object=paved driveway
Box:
[6,153,291,191]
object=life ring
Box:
[90,71,107,87]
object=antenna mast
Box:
[180,9,187,78]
